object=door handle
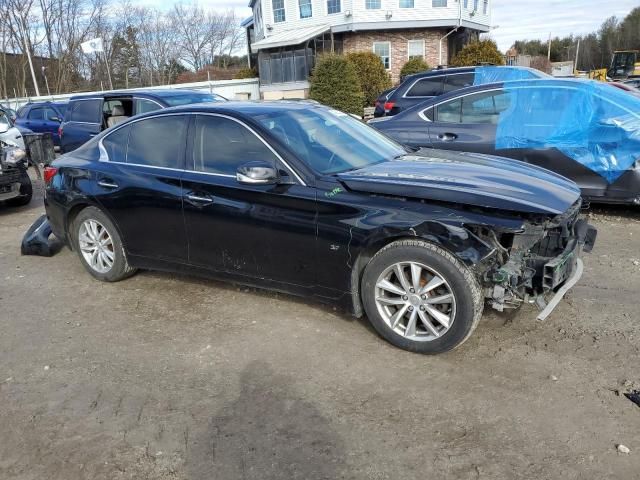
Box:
[97,179,119,189]
[437,132,458,142]
[186,194,214,206]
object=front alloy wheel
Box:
[361,240,483,354]
[375,261,456,341]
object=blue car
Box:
[59,90,227,153]
[15,101,67,146]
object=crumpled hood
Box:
[337,149,581,215]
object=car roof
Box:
[394,77,636,117]
[124,100,330,122]
[68,89,211,101]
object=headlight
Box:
[4,147,27,166]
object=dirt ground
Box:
[1,176,639,480]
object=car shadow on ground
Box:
[187,361,347,479]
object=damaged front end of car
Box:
[471,200,597,319]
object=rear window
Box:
[405,77,444,97]
[69,99,102,123]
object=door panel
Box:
[428,122,497,154]
[182,173,317,285]
[94,115,189,262]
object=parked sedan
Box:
[43,102,595,354]
[370,78,640,205]
[373,66,549,117]
[15,101,67,146]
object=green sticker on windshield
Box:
[325,187,343,198]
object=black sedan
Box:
[370,78,640,205]
[43,102,595,354]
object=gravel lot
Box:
[1,175,639,479]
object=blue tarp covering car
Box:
[495,79,640,184]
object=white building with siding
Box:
[243,0,491,98]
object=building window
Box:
[299,0,312,18]
[463,0,468,7]
[373,42,391,69]
[366,0,381,10]
[432,0,447,6]
[399,0,414,7]
[483,0,488,14]
[408,39,424,59]
[473,0,478,10]
[327,0,341,14]
[273,0,286,22]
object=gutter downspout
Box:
[439,0,463,66]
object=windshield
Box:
[162,93,226,106]
[254,107,406,174]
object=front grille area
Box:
[0,165,23,184]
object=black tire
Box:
[72,206,137,282]
[361,239,483,354]
[5,171,32,207]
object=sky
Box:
[488,0,638,51]
[141,0,638,52]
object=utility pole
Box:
[547,33,551,61]
[574,39,580,72]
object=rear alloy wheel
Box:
[78,219,115,274]
[362,239,483,354]
[72,206,136,282]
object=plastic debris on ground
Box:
[625,390,640,409]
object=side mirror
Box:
[236,161,279,185]
[0,117,9,134]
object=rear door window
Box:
[444,73,474,92]
[460,90,511,124]
[69,99,102,123]
[436,98,462,123]
[126,115,188,169]
[405,76,444,97]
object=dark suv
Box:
[59,90,226,153]
[374,66,548,117]
[15,101,67,146]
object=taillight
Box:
[43,166,58,185]
[58,125,63,138]
[383,101,395,112]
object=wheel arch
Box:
[349,221,493,317]
[65,201,125,252]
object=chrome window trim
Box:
[402,71,473,99]
[98,112,307,186]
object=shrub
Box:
[234,67,258,79]
[309,54,364,116]
[450,39,505,67]
[400,57,430,79]
[345,51,392,107]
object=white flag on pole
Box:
[81,38,104,54]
